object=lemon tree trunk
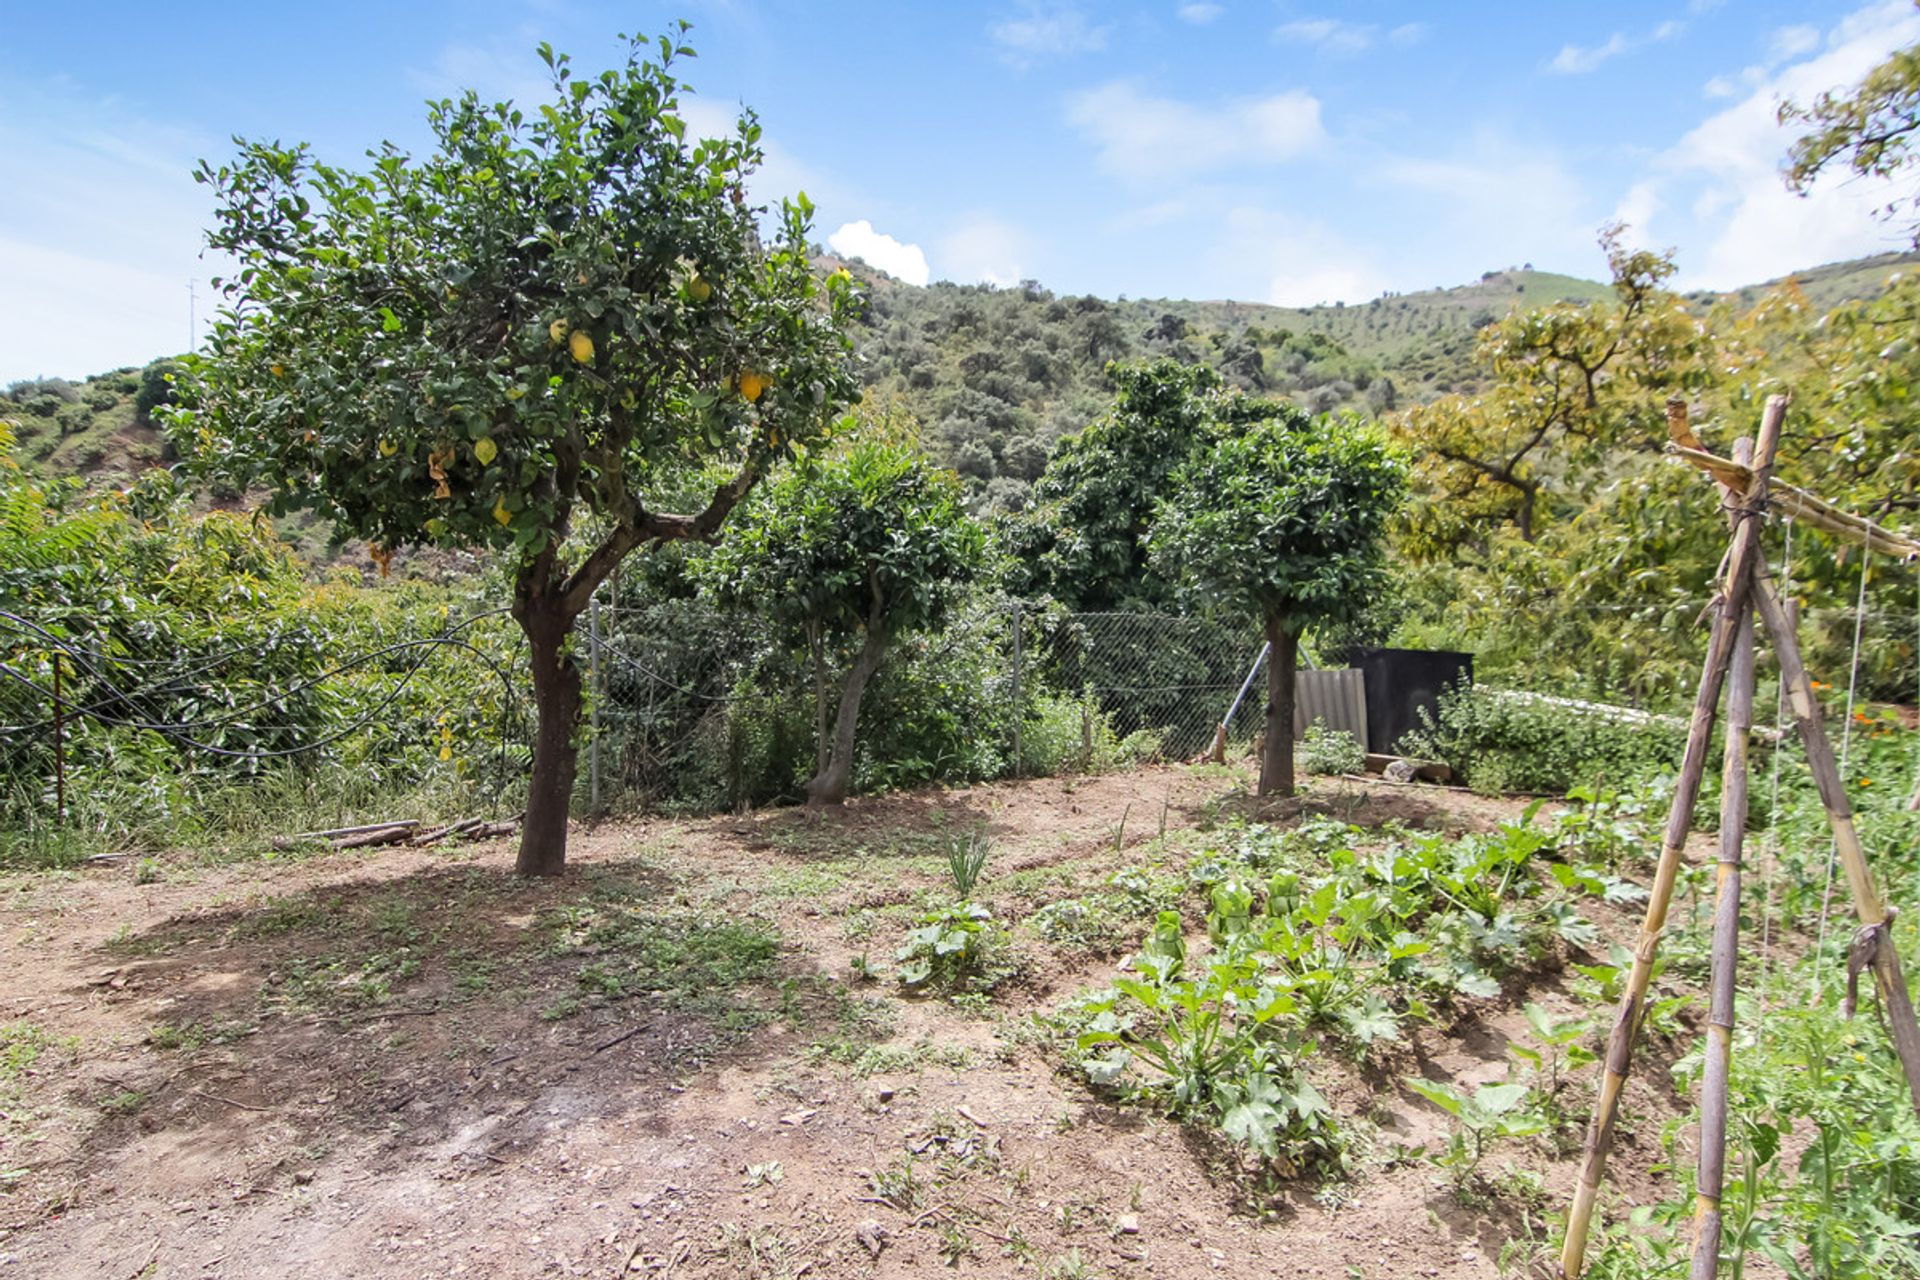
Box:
[515,598,582,877]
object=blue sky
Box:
[3,1,1917,381]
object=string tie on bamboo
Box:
[1844,907,1899,1021]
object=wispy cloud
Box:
[1374,132,1594,272]
[1065,80,1323,181]
[1273,16,1428,55]
[1205,206,1387,306]
[1177,3,1224,25]
[1274,18,1377,54]
[1550,19,1684,75]
[0,80,223,379]
[936,215,1037,287]
[989,4,1109,68]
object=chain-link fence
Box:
[581,599,1291,813]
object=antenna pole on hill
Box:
[188,280,197,353]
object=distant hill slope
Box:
[8,250,1915,515]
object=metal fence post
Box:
[51,653,66,823]
[589,593,602,816]
[1010,600,1023,778]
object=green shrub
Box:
[1298,719,1364,776]
[1399,684,1687,794]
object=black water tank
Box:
[1349,647,1473,756]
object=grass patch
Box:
[544,901,779,1021]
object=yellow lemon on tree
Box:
[492,497,513,526]
[688,275,712,303]
[738,370,769,402]
[474,437,498,465]
[378,439,397,458]
[570,330,595,364]
[548,318,570,344]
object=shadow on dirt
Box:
[71,851,859,1189]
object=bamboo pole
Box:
[1751,571,1920,1117]
[1690,441,1759,1280]
[1560,395,1785,1279]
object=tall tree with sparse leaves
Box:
[1783,18,1920,245]
[1150,414,1406,797]
[173,31,862,874]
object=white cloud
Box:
[935,216,1036,288]
[1389,23,1430,47]
[1177,3,1223,25]
[1275,18,1378,54]
[1703,74,1740,98]
[1065,81,1323,181]
[827,220,930,285]
[1550,20,1684,75]
[989,4,1109,67]
[1637,0,1920,288]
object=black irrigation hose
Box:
[0,624,316,737]
[0,608,511,737]
[0,610,526,803]
[596,640,739,703]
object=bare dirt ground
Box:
[0,764,1701,1279]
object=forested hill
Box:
[841,248,1914,509]
[5,249,1915,516]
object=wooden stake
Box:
[1690,442,1759,1280]
[1751,571,1920,1117]
[1560,395,1785,1279]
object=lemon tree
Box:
[172,30,861,874]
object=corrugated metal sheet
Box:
[1294,669,1369,752]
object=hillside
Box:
[7,249,1914,516]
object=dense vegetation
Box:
[6,25,1920,1280]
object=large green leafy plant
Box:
[1150,414,1406,795]
[173,32,861,873]
[699,434,982,805]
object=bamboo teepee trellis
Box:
[1558,394,1920,1279]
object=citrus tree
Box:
[699,435,982,806]
[999,359,1281,611]
[1150,414,1406,796]
[172,32,862,873]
